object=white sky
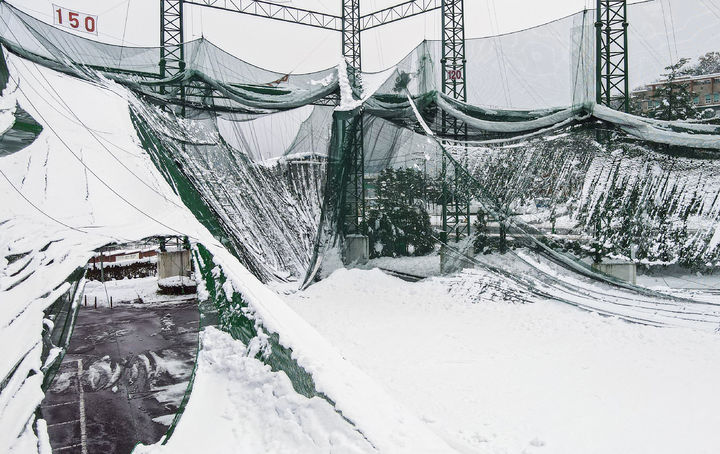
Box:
[8,0,643,73]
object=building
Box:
[632,73,720,116]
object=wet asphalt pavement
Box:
[41,299,199,454]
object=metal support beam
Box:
[183,0,342,31]
[360,0,442,31]
[158,0,449,241]
[595,0,629,112]
[340,0,365,236]
[338,115,365,236]
[440,0,469,243]
[185,0,444,32]
[441,0,466,107]
[160,0,184,85]
[342,0,362,83]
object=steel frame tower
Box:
[160,0,467,240]
[342,0,362,84]
[340,0,365,236]
[160,0,184,94]
[440,0,470,243]
[595,0,629,112]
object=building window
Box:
[693,96,700,105]
[706,95,712,104]
[715,93,720,103]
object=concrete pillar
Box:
[158,250,192,279]
[592,260,637,285]
[343,234,369,264]
[440,245,475,274]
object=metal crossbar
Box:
[184,0,445,32]
[183,0,343,30]
[359,0,442,30]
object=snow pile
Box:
[286,267,720,454]
[136,327,374,454]
[157,276,197,288]
[365,254,441,277]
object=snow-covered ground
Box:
[365,254,441,277]
[637,272,720,290]
[83,277,195,307]
[284,267,720,454]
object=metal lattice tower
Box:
[342,0,362,85]
[440,0,470,243]
[341,0,365,236]
[160,0,184,95]
[441,0,467,109]
[158,0,467,243]
[595,0,629,112]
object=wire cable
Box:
[0,11,197,213]
[0,166,89,234]
[117,0,132,65]
[658,0,675,65]
[5,67,196,240]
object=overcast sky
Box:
[10,0,647,73]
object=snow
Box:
[365,254,440,277]
[637,272,720,290]
[157,276,197,288]
[83,277,193,306]
[3,8,720,454]
[337,59,362,112]
[593,104,720,149]
[136,327,374,454]
[311,74,335,87]
[437,94,588,133]
[337,60,397,112]
[1,51,456,453]
[0,76,18,135]
[285,267,720,454]
[35,419,50,454]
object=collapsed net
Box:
[2,0,720,297]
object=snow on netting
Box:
[3,0,720,450]
[0,0,719,292]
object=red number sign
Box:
[53,5,97,35]
[447,69,463,81]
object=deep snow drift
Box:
[284,267,720,454]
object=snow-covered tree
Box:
[366,168,435,258]
[682,51,720,76]
[648,58,698,121]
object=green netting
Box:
[193,243,321,398]
[0,46,8,91]
[3,1,720,448]
[0,1,339,115]
[131,102,324,282]
[40,267,85,392]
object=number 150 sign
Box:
[53,4,97,35]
